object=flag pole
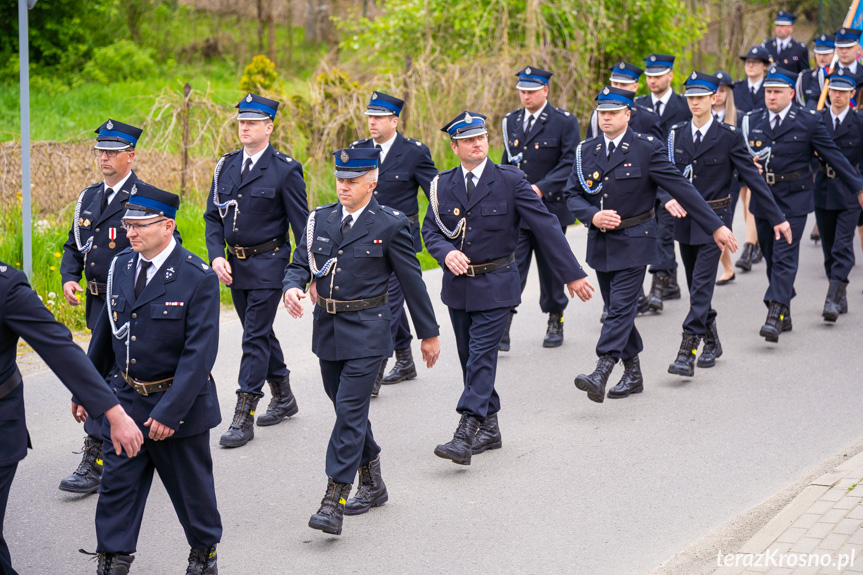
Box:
[816,0,862,109]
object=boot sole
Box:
[381,373,417,385]
[667,364,695,377]
[661,293,681,301]
[343,494,389,516]
[542,340,563,348]
[823,312,838,322]
[735,262,752,272]
[574,375,605,404]
[759,326,779,343]
[472,441,502,455]
[219,434,254,448]
[696,355,720,368]
[648,301,663,312]
[256,404,299,427]
[58,482,100,494]
[499,343,510,352]
[608,385,643,399]
[308,517,342,535]
[434,446,471,465]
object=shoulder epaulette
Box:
[349,138,371,148]
[745,108,763,117]
[183,251,212,274]
[378,205,406,219]
[553,106,572,118]
[405,137,427,148]
[273,150,294,163]
[221,149,241,159]
[718,122,737,132]
[438,166,459,176]
[670,121,687,131]
[636,133,657,142]
[314,201,339,212]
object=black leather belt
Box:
[122,373,174,396]
[707,196,732,210]
[765,169,811,185]
[227,237,285,259]
[0,369,22,400]
[820,164,860,179]
[407,213,419,224]
[87,281,107,296]
[317,292,389,314]
[466,253,516,277]
[602,208,656,232]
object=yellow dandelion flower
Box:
[54,252,61,258]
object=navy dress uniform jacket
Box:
[204,144,309,290]
[500,103,581,226]
[586,104,663,141]
[565,129,725,272]
[732,81,766,116]
[796,68,828,109]
[61,171,141,328]
[635,92,692,137]
[667,120,786,245]
[350,132,437,252]
[763,38,811,74]
[422,160,587,312]
[815,108,863,210]
[87,245,221,438]
[283,198,440,361]
[0,264,119,468]
[744,106,863,218]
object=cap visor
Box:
[644,68,672,77]
[236,111,272,121]
[827,83,855,91]
[834,41,859,47]
[451,127,488,139]
[596,102,630,111]
[364,108,396,116]
[95,141,133,150]
[684,87,715,97]
[813,47,835,53]
[123,207,162,220]
[609,74,638,84]
[763,80,793,88]
[516,81,545,90]
[774,19,793,25]
[334,168,373,179]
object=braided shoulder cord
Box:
[305,210,338,278]
[575,142,603,195]
[741,114,772,169]
[501,116,523,165]
[211,155,240,232]
[105,254,131,376]
[429,175,466,250]
[667,128,693,182]
[72,188,94,254]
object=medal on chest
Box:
[109,227,117,249]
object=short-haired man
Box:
[796,34,836,108]
[500,66,581,350]
[87,184,223,573]
[283,148,440,535]
[587,61,662,140]
[349,91,437,395]
[762,10,811,75]
[205,93,309,447]
[741,66,863,341]
[424,112,593,464]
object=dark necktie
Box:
[750,86,756,97]
[135,260,152,299]
[835,116,841,131]
[772,115,781,131]
[375,144,382,164]
[654,100,662,116]
[340,214,353,239]
[241,158,252,182]
[524,115,535,137]
[694,131,702,150]
[465,172,475,199]
[101,187,113,213]
[607,142,616,158]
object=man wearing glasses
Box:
[59,119,144,496]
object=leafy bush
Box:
[239,55,279,92]
[82,40,158,84]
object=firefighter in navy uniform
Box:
[424,111,593,464]
[349,91,437,396]
[665,72,790,378]
[635,53,692,312]
[204,93,309,447]
[762,10,811,75]
[499,66,581,350]
[565,87,737,403]
[586,61,662,140]
[86,184,222,574]
[58,119,144,495]
[814,70,863,322]
[796,35,836,108]
[742,66,863,342]
[282,148,440,536]
[0,264,141,575]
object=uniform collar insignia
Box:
[0,266,6,272]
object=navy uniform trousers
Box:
[423,161,586,420]
[0,462,17,575]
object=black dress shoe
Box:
[715,273,735,285]
[607,356,644,398]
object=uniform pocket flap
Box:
[384,172,409,182]
[151,306,186,319]
[251,187,276,198]
[613,166,642,179]
[355,245,383,257]
[481,201,507,216]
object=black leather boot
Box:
[434,414,481,465]
[256,375,298,426]
[59,435,102,494]
[752,243,763,264]
[371,358,387,398]
[600,305,608,323]
[219,392,259,447]
[608,356,644,398]
[648,272,668,312]
[574,355,616,404]
[382,347,417,384]
[91,552,134,575]
[344,455,388,515]
[308,479,352,535]
[735,242,755,272]
[662,270,682,300]
[499,309,516,351]
[822,280,843,322]
[838,282,848,315]
[186,545,218,575]
[668,333,701,377]
[471,412,502,454]
[759,302,787,343]
[543,312,564,347]
[637,286,651,314]
[698,320,723,368]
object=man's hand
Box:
[753,157,764,175]
[63,281,83,306]
[665,199,687,218]
[420,336,441,368]
[567,277,595,302]
[531,184,543,198]
[309,281,318,304]
[774,221,793,244]
[71,401,88,423]
[444,250,471,276]
[143,417,175,441]
[712,225,738,253]
[211,256,233,286]
[591,210,621,230]
[104,404,143,457]
[283,287,306,318]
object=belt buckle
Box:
[234,246,247,259]
[826,165,836,179]
[465,265,476,277]
[325,298,337,314]
[135,380,149,397]
[765,172,776,185]
[89,281,99,296]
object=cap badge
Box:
[106,120,114,130]
[841,28,846,34]
[650,55,656,62]
[691,72,697,79]
[464,112,473,123]
[372,92,378,100]
[340,150,350,162]
[752,48,757,54]
[717,73,724,78]
[246,93,253,103]
[525,67,532,75]
[602,87,610,95]
[619,63,626,69]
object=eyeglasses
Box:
[92,148,130,158]
[121,219,167,232]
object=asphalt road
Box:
[6,208,863,574]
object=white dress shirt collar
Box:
[769,102,793,125]
[692,116,714,140]
[136,237,177,283]
[242,146,267,171]
[603,132,625,154]
[104,170,132,204]
[461,157,488,185]
[830,105,851,126]
[373,132,397,164]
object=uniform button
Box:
[378,313,382,317]
[772,141,776,145]
[338,250,343,255]
[395,175,399,179]
[523,160,528,164]
[131,336,136,342]
[92,245,97,249]
[366,250,370,254]
[467,227,472,231]
[131,359,137,365]
[163,310,168,315]
[95,228,100,232]
[334,286,339,291]
[645,231,649,235]
[374,191,378,195]
[238,194,243,198]
[467,212,471,216]
[604,177,609,181]
[466,242,472,246]
[187,255,192,259]
[90,263,96,267]
[336,268,341,273]
[603,194,608,198]
[132,313,137,319]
